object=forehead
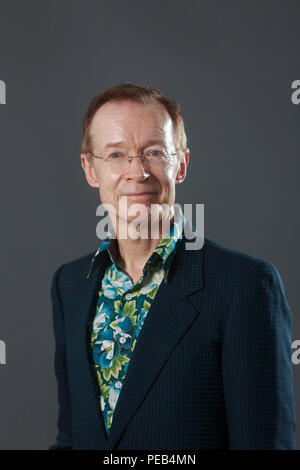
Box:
[89,100,174,148]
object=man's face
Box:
[81,99,189,228]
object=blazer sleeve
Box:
[48,265,73,450]
[222,261,296,449]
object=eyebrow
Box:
[103,139,166,149]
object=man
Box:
[50,83,295,450]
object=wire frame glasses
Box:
[86,147,179,172]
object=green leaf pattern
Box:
[89,207,185,436]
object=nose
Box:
[125,155,150,181]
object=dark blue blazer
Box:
[49,229,296,450]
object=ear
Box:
[175,148,189,184]
[80,153,99,188]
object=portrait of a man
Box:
[49,83,295,450]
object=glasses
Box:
[86,147,179,172]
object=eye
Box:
[145,149,164,158]
[107,152,127,162]
[110,152,121,159]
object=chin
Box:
[118,210,151,224]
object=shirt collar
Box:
[87,206,185,280]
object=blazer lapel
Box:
[107,227,206,449]
[70,250,111,448]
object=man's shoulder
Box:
[53,250,97,287]
[202,237,280,280]
[204,236,268,265]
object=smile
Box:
[125,193,154,197]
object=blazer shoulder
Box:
[203,237,280,279]
[53,250,96,289]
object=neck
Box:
[110,212,175,276]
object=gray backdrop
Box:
[0,0,299,449]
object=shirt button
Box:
[115,381,122,389]
[125,293,132,300]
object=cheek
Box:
[160,165,178,189]
[97,175,121,205]
[98,171,119,189]
[165,158,180,177]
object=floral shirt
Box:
[88,207,185,436]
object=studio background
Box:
[0,0,299,449]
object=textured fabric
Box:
[49,225,296,450]
[89,208,185,435]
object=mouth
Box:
[123,193,155,198]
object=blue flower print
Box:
[108,380,123,411]
[92,302,114,333]
[93,329,121,368]
[115,315,135,350]
[89,206,186,435]
[136,308,148,333]
[102,266,132,298]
